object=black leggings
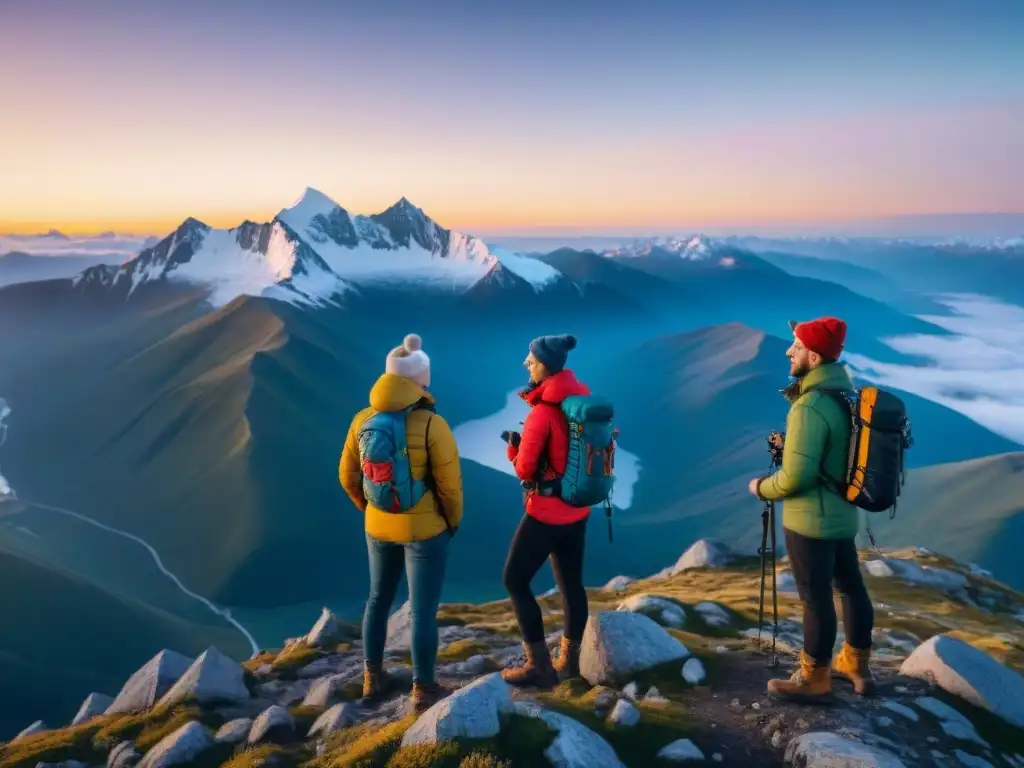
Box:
[503,515,588,645]
[785,527,874,663]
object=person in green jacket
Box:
[748,316,875,703]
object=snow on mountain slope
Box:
[71,187,566,306]
[606,235,715,260]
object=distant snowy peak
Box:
[74,217,346,308]
[605,235,715,260]
[72,187,563,307]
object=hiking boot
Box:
[832,642,876,696]
[411,681,449,714]
[552,636,581,680]
[767,650,832,703]
[501,641,558,688]
[362,662,391,700]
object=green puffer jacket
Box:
[757,362,859,540]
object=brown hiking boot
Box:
[501,641,558,688]
[832,642,876,696]
[411,681,449,714]
[362,662,391,700]
[767,650,832,703]
[552,636,581,680]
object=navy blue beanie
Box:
[529,334,577,374]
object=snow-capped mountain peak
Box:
[73,189,565,306]
[604,234,717,260]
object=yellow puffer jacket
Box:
[339,373,464,543]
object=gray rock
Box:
[540,709,625,768]
[439,654,490,677]
[622,681,639,700]
[214,718,252,744]
[940,719,989,748]
[108,741,140,768]
[308,702,357,737]
[682,658,706,684]
[401,673,513,745]
[70,692,114,726]
[882,701,919,722]
[105,649,193,715]
[954,753,994,768]
[579,611,689,686]
[302,673,351,709]
[297,657,339,679]
[617,594,686,628]
[875,716,894,728]
[11,720,46,741]
[665,539,732,576]
[644,686,669,704]
[865,558,968,594]
[694,602,731,627]
[37,761,88,768]
[158,646,250,709]
[772,730,785,747]
[248,705,295,745]
[657,738,706,761]
[306,607,348,649]
[386,601,413,651]
[784,732,906,767]
[901,636,1024,727]
[603,576,634,593]
[776,571,799,595]
[915,696,975,729]
[607,699,640,727]
[593,689,617,710]
[138,722,214,768]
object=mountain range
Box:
[0,189,1021,739]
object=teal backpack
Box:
[357,404,433,513]
[558,395,617,509]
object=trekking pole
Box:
[604,498,613,544]
[757,441,782,668]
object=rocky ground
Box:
[3,542,1024,768]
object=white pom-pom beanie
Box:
[385,333,431,388]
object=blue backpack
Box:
[357,405,432,513]
[558,395,617,508]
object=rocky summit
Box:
[3,542,1024,768]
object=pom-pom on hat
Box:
[788,317,847,361]
[386,333,431,388]
[529,334,578,374]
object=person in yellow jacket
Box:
[339,334,463,714]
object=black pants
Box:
[503,515,588,645]
[785,527,874,663]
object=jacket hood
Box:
[369,373,435,412]
[521,368,590,407]
[782,362,855,402]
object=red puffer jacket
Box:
[506,369,592,525]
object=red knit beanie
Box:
[789,317,846,360]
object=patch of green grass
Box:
[438,639,492,663]
[243,651,277,672]
[290,705,321,735]
[93,703,223,752]
[225,744,311,768]
[0,720,108,768]
[311,715,417,768]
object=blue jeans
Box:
[363,532,449,684]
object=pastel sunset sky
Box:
[1,0,1022,236]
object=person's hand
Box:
[748,477,763,498]
[769,431,785,450]
[501,430,521,447]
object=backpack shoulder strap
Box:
[420,410,452,533]
[809,389,858,496]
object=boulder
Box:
[694,602,731,627]
[784,732,907,767]
[607,699,640,727]
[617,594,686,628]
[248,705,295,745]
[662,539,732,577]
[305,607,349,649]
[401,673,513,745]
[603,576,634,594]
[302,673,351,709]
[657,739,706,762]
[138,722,214,768]
[70,692,114,726]
[539,710,625,768]
[11,720,46,741]
[386,601,413,651]
[105,649,193,715]
[107,741,140,768]
[157,647,250,709]
[308,702,357,737]
[900,635,1024,727]
[914,696,988,747]
[865,558,968,594]
[682,658,706,685]
[579,611,689,686]
[881,701,919,722]
[213,718,252,744]
[643,686,669,704]
[776,571,799,595]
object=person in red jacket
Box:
[500,334,591,688]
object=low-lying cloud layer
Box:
[846,293,1024,445]
[0,232,152,261]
